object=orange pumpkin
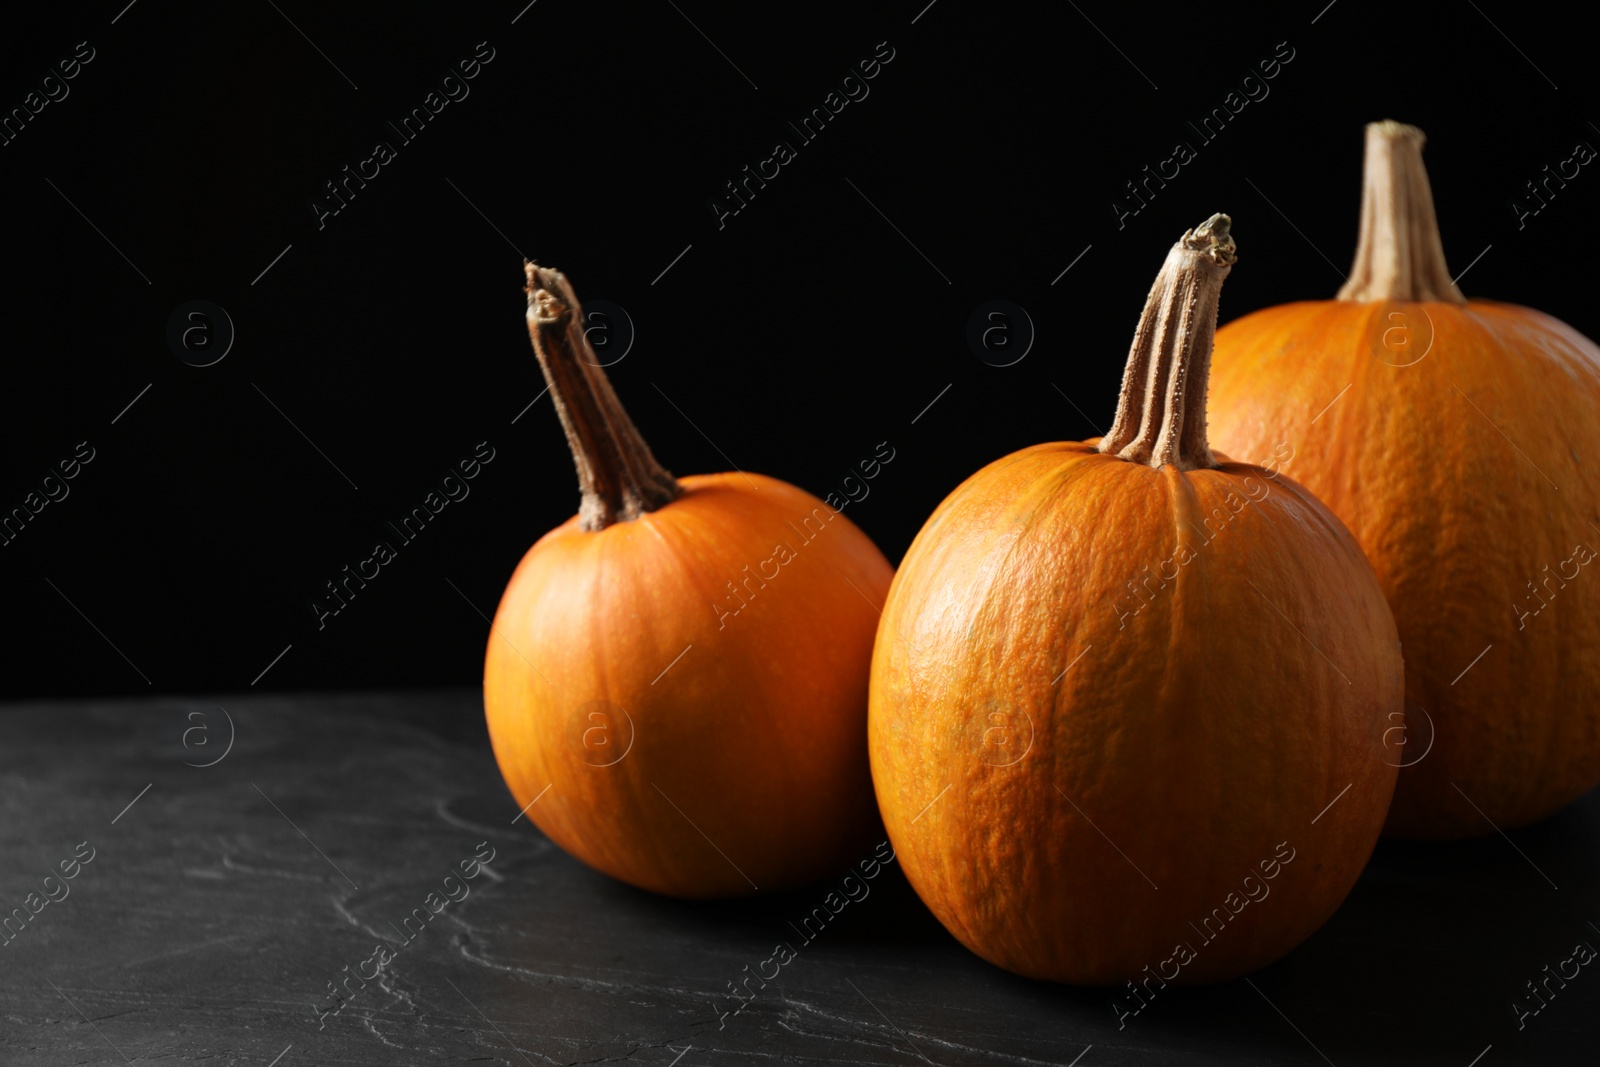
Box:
[485,263,891,898]
[1209,121,1600,838]
[868,216,1401,985]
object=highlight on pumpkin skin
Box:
[867,214,1403,984]
[1206,121,1600,839]
[486,261,893,898]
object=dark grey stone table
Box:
[3,691,1597,1065]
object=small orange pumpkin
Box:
[868,216,1401,984]
[485,263,891,898]
[1208,121,1600,838]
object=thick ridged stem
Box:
[1099,214,1237,471]
[1337,121,1466,304]
[525,262,681,530]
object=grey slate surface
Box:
[2,689,1597,1065]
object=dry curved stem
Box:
[525,261,682,530]
[1100,213,1236,471]
[1337,121,1466,304]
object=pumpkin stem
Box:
[524,262,682,531]
[1337,121,1467,304]
[1099,213,1236,471]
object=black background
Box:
[3,0,1596,700]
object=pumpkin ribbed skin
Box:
[486,471,891,898]
[1209,299,1600,837]
[867,441,1401,984]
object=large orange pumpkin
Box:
[868,216,1402,985]
[485,263,892,898]
[1209,121,1600,838]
